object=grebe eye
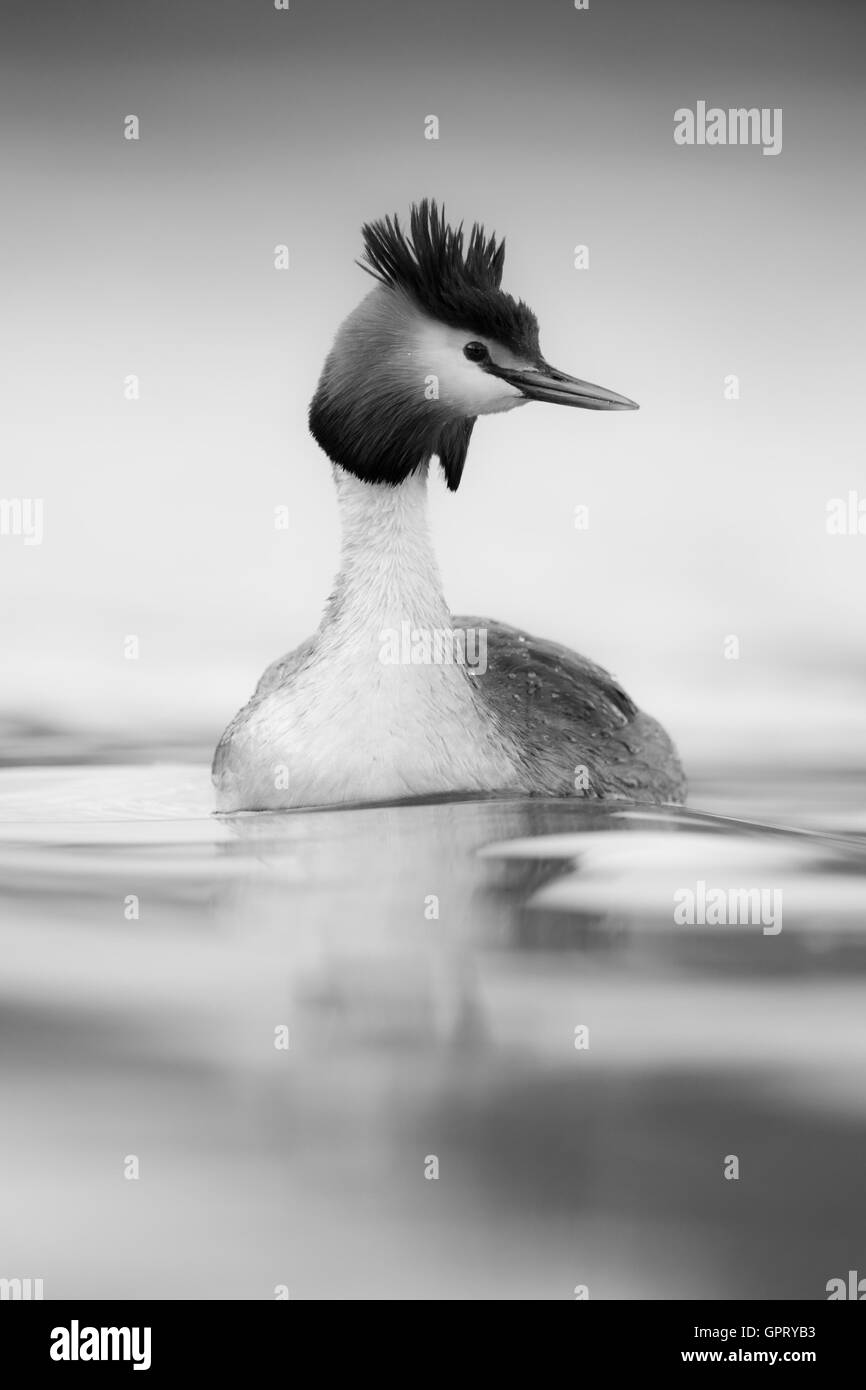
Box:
[463,341,489,363]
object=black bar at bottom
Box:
[1,1299,861,1375]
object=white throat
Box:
[220,463,524,807]
[322,464,451,643]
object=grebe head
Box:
[309,200,638,491]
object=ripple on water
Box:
[1,762,865,1297]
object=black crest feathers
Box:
[309,202,539,491]
[358,199,540,359]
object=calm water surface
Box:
[1,763,864,1299]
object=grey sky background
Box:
[2,0,864,767]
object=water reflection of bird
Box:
[214,201,685,810]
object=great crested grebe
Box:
[213,201,685,811]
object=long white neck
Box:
[322,464,451,640]
[218,461,525,808]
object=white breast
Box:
[215,468,524,811]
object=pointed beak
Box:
[489,360,639,411]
